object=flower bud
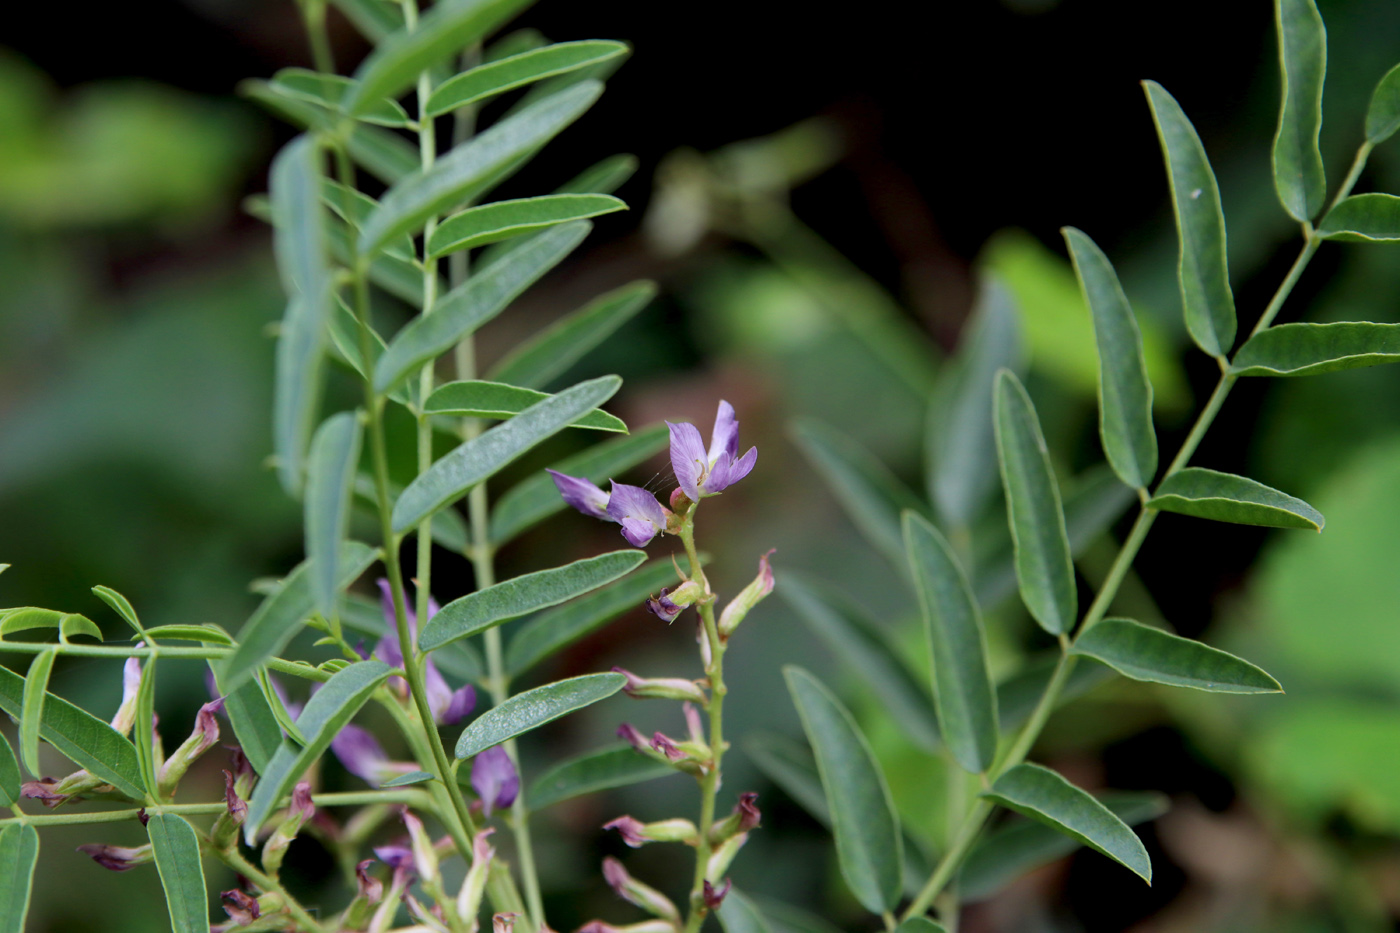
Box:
[613,667,708,704]
[367,856,412,933]
[211,769,249,848]
[494,914,519,933]
[109,654,143,736]
[227,746,256,800]
[705,831,749,881]
[602,857,681,921]
[603,815,699,848]
[683,703,705,743]
[471,746,520,817]
[158,698,224,795]
[703,878,732,910]
[668,487,693,515]
[262,781,315,874]
[401,807,439,885]
[645,579,703,623]
[709,792,761,844]
[220,889,261,925]
[717,551,774,638]
[456,828,495,920]
[76,843,153,872]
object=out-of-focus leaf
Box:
[306,412,362,618]
[211,666,283,775]
[1143,81,1237,359]
[488,281,656,390]
[330,0,403,41]
[1149,467,1324,530]
[783,666,902,914]
[1073,618,1282,693]
[429,193,624,259]
[782,575,942,754]
[985,763,1151,883]
[994,371,1076,634]
[322,180,416,262]
[425,380,625,431]
[558,153,638,196]
[427,41,628,116]
[903,513,997,773]
[374,222,591,392]
[528,744,677,810]
[1063,228,1156,489]
[716,888,775,933]
[1317,193,1400,241]
[381,771,435,788]
[1365,63,1400,144]
[421,550,645,651]
[341,593,484,683]
[894,921,946,933]
[926,275,1023,529]
[0,824,38,933]
[358,83,601,255]
[393,376,620,533]
[996,654,1113,733]
[744,732,830,826]
[19,650,53,777]
[1272,0,1327,221]
[0,733,20,807]
[269,68,411,128]
[147,814,208,933]
[1233,322,1400,376]
[791,418,927,571]
[455,672,626,758]
[142,624,233,645]
[750,897,844,933]
[244,660,394,842]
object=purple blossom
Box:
[331,725,392,784]
[645,587,683,622]
[373,842,414,872]
[667,400,757,501]
[471,746,519,817]
[603,815,648,847]
[374,579,475,724]
[76,843,152,872]
[547,469,611,519]
[606,482,668,547]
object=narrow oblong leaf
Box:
[1365,63,1400,144]
[92,585,142,633]
[782,575,942,754]
[147,814,208,933]
[927,275,1024,529]
[528,743,677,810]
[985,763,1151,883]
[1063,227,1157,489]
[210,666,284,775]
[0,733,21,807]
[269,68,412,127]
[1272,0,1327,221]
[488,280,656,390]
[428,194,625,258]
[20,650,55,777]
[420,550,645,651]
[426,40,628,116]
[1233,321,1400,376]
[1073,618,1282,693]
[374,221,590,392]
[505,555,695,676]
[392,376,621,534]
[716,888,776,933]
[358,82,602,255]
[222,541,379,690]
[58,614,102,643]
[381,771,436,788]
[558,153,638,196]
[1148,467,1324,530]
[994,371,1077,634]
[783,666,902,914]
[903,513,998,773]
[1143,80,1237,358]
[425,380,625,432]
[0,664,144,798]
[1,608,68,638]
[791,418,927,572]
[244,660,394,842]
[143,624,234,645]
[0,824,38,933]
[455,672,625,759]
[1316,193,1400,241]
[489,421,667,544]
[306,412,363,618]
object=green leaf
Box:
[984,762,1152,883]
[749,897,845,933]
[429,193,625,259]
[782,575,942,754]
[903,513,998,773]
[269,68,412,127]
[791,418,927,572]
[0,664,144,798]
[420,550,645,651]
[1063,227,1157,489]
[374,222,591,392]
[505,555,694,676]
[455,672,626,759]
[994,371,1077,634]
[427,40,626,116]
[1233,321,1400,376]
[91,585,142,634]
[0,608,93,640]
[1074,618,1283,693]
[133,661,159,797]
[962,791,1167,901]
[381,770,436,788]
[425,380,625,431]
[0,733,20,807]
[358,82,602,255]
[346,0,535,114]
[743,732,830,826]
[1272,0,1327,221]
[716,888,776,933]
[489,421,666,544]
[244,660,394,842]
[331,0,403,41]
[210,666,284,775]
[1143,81,1237,358]
[783,665,903,914]
[270,135,333,495]
[392,376,621,534]
[926,275,1024,529]
[20,650,54,777]
[1365,63,1400,144]
[143,624,234,645]
[58,614,102,643]
[222,541,379,690]
[1316,193,1400,241]
[1148,467,1324,530]
[528,743,677,810]
[306,413,363,618]
[0,824,38,933]
[322,180,416,262]
[894,921,947,933]
[147,814,208,933]
[559,153,638,196]
[488,280,656,390]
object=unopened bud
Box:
[645,579,704,623]
[709,792,761,843]
[683,703,705,743]
[262,781,315,874]
[613,667,707,704]
[705,831,749,881]
[221,889,261,925]
[717,551,774,638]
[158,698,224,794]
[669,487,692,514]
[493,914,519,933]
[703,877,732,910]
[110,655,143,736]
[77,843,153,872]
[603,815,699,848]
[401,807,439,885]
[602,857,681,921]
[456,828,495,920]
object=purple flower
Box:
[374,579,475,724]
[667,400,757,501]
[645,587,683,622]
[606,482,668,547]
[373,842,414,872]
[547,469,611,519]
[471,746,519,817]
[76,843,152,872]
[331,725,392,784]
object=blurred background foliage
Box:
[4,1,1400,931]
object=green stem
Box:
[0,641,333,681]
[221,845,325,932]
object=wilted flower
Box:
[262,781,315,874]
[603,815,699,848]
[374,580,475,724]
[709,792,761,842]
[77,843,153,872]
[668,400,757,501]
[471,746,520,817]
[643,579,703,624]
[355,859,384,904]
[493,914,519,933]
[703,877,732,910]
[221,889,261,925]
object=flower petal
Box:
[619,517,660,548]
[331,724,390,785]
[547,469,611,520]
[667,421,708,502]
[438,684,477,727]
[709,400,739,464]
[471,746,519,817]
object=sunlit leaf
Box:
[1149,467,1324,530]
[147,814,208,933]
[528,743,677,810]
[455,672,626,758]
[1272,0,1327,221]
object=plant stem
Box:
[0,640,332,681]
[221,844,326,932]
